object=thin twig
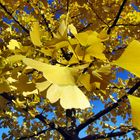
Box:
[107,0,127,34]
[76,81,140,133]
[88,1,109,27]
[81,127,136,140]
[0,3,29,34]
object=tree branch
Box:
[26,0,54,38]
[107,0,127,34]
[0,2,29,34]
[81,127,136,140]
[0,92,69,138]
[76,81,140,133]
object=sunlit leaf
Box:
[36,81,51,92]
[98,28,109,41]
[47,84,90,109]
[7,39,21,50]
[113,40,140,77]
[23,58,75,85]
[128,95,140,130]
[78,73,91,91]
[7,55,25,63]
[68,24,77,35]
[23,89,38,96]
[12,98,26,108]
[30,21,42,46]
[75,31,99,46]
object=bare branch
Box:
[88,1,109,26]
[76,81,140,133]
[107,0,127,34]
[0,92,69,138]
[116,23,140,27]
[0,3,29,34]
[81,127,136,140]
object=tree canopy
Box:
[0,0,140,139]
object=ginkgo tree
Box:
[0,0,140,139]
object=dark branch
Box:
[0,92,69,138]
[26,0,53,38]
[81,127,136,140]
[0,3,29,34]
[88,2,108,26]
[116,23,140,27]
[76,81,140,133]
[41,14,54,38]
[107,0,127,34]
[66,0,69,12]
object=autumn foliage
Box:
[0,0,140,139]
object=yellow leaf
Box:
[30,21,42,46]
[12,98,26,108]
[47,84,90,109]
[98,28,109,41]
[7,55,25,63]
[23,58,75,85]
[7,39,21,50]
[68,24,77,35]
[58,20,67,37]
[75,31,99,46]
[55,41,69,49]
[97,65,111,75]
[68,55,79,65]
[36,81,51,92]
[23,89,38,96]
[128,95,140,130]
[75,31,106,61]
[78,73,91,91]
[113,40,140,77]
[85,43,106,61]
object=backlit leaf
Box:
[23,58,75,85]
[7,55,25,64]
[7,39,21,50]
[47,84,90,109]
[113,40,140,78]
[23,89,38,96]
[36,81,51,92]
[128,95,140,130]
[30,21,42,46]
[78,73,91,91]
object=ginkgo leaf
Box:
[128,95,140,130]
[58,20,67,37]
[85,43,106,61]
[7,39,21,50]
[78,73,91,91]
[23,89,38,96]
[96,65,111,75]
[36,81,51,92]
[46,84,63,103]
[7,55,25,63]
[30,21,42,46]
[23,58,75,85]
[75,31,99,46]
[98,28,109,41]
[68,24,77,35]
[113,40,140,78]
[74,31,106,61]
[47,84,90,109]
